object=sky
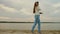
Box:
[0,0,60,22]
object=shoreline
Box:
[0,30,60,34]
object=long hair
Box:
[33,1,39,13]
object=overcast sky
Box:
[0,0,60,22]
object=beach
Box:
[0,30,60,34]
[0,23,60,34]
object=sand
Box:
[0,30,60,34]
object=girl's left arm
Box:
[39,8,43,14]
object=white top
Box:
[35,6,40,15]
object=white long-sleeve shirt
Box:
[35,6,40,15]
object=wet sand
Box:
[0,30,60,34]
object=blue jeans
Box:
[32,15,40,33]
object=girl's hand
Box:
[40,12,43,14]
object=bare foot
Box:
[32,32,36,34]
[38,32,41,34]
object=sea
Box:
[0,23,60,30]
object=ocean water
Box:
[0,23,60,30]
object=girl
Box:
[32,1,42,34]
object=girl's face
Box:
[36,2,39,6]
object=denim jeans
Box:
[32,15,40,33]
